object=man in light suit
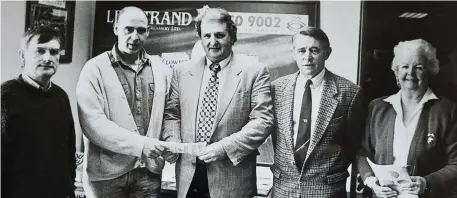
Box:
[76,7,176,198]
[271,27,364,197]
[162,7,274,198]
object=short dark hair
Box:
[195,7,237,43]
[21,25,63,50]
[115,6,151,25]
[292,27,331,50]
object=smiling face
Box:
[114,9,149,55]
[293,34,331,79]
[200,20,234,63]
[21,35,61,81]
[395,52,429,91]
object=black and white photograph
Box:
[1,1,457,198]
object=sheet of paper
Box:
[162,142,207,156]
[367,158,417,198]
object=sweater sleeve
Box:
[61,93,76,198]
[76,60,148,157]
[1,86,10,164]
[424,103,457,193]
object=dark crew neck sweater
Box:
[1,76,76,198]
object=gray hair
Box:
[292,27,331,50]
[391,39,440,76]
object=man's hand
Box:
[142,138,165,158]
[162,151,179,163]
[399,176,427,195]
[197,142,227,163]
[365,176,398,198]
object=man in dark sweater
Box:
[1,25,76,198]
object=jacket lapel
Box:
[214,54,242,129]
[305,72,339,162]
[279,72,300,159]
[184,57,205,140]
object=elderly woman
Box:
[357,39,457,198]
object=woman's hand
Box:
[365,176,398,198]
[399,176,427,195]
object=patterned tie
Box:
[196,63,221,143]
[294,80,312,171]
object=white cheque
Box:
[162,142,207,156]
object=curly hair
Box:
[391,39,440,76]
[195,7,237,43]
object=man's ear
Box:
[325,47,332,60]
[113,23,119,36]
[18,49,25,68]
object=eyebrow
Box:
[125,26,147,28]
[36,46,60,49]
[297,46,320,50]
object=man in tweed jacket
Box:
[271,27,364,198]
[162,7,274,198]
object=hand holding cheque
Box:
[144,139,229,163]
[161,142,208,156]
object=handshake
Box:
[142,138,207,163]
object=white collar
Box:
[297,68,326,88]
[206,53,232,69]
[21,74,52,91]
[384,88,438,111]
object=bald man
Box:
[76,6,176,198]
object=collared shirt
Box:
[21,74,52,91]
[292,69,326,146]
[108,44,154,137]
[384,88,438,166]
[195,53,232,136]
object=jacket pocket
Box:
[326,171,349,184]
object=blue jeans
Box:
[89,168,161,198]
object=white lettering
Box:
[161,12,171,25]
[172,12,181,26]
[181,12,192,26]
[150,11,160,25]
[106,10,193,26]
[106,10,120,23]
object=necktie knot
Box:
[305,80,312,89]
[210,63,221,73]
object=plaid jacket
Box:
[271,70,364,198]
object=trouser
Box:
[186,158,210,198]
[88,168,161,198]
